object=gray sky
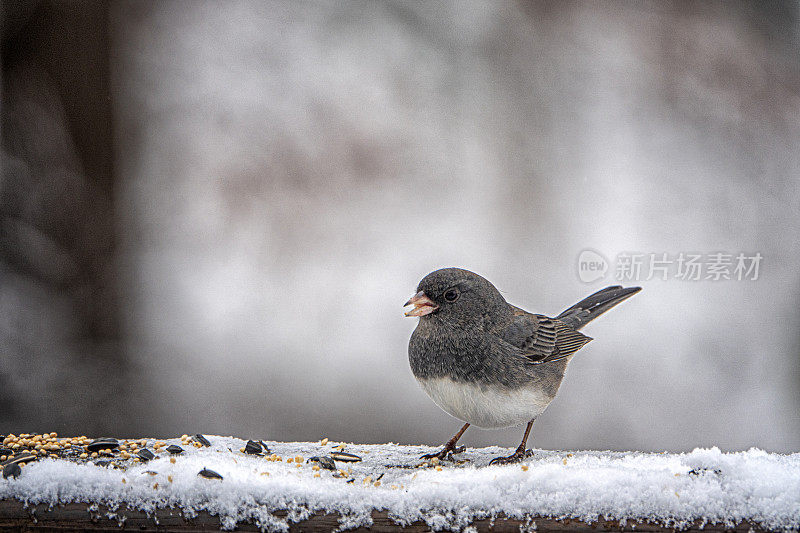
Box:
[3,1,798,452]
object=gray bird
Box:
[405,267,640,465]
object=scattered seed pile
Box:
[1,434,799,532]
[0,433,369,483]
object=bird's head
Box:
[404,267,508,327]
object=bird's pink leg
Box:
[489,419,534,465]
[421,422,470,461]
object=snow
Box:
[2,437,799,531]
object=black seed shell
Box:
[2,454,36,467]
[137,448,155,462]
[87,438,120,453]
[308,456,336,470]
[2,462,21,479]
[198,467,223,479]
[331,451,362,462]
[244,440,263,455]
[193,434,211,447]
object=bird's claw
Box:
[421,445,465,461]
[489,448,532,466]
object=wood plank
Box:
[0,499,767,532]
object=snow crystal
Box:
[1,437,798,531]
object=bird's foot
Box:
[421,445,465,462]
[489,448,532,466]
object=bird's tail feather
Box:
[556,285,641,330]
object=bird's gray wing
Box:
[500,308,592,365]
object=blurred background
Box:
[2,0,799,453]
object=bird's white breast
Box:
[416,377,554,429]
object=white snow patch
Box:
[1,437,798,531]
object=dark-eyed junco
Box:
[405,267,640,465]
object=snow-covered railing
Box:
[1,434,798,531]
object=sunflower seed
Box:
[198,467,223,480]
[137,448,155,462]
[86,438,120,453]
[166,445,184,455]
[2,454,37,467]
[308,456,337,470]
[2,462,21,479]
[331,451,362,463]
[244,440,263,455]
[193,434,211,447]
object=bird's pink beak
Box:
[404,291,438,317]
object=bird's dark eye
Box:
[444,288,459,302]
